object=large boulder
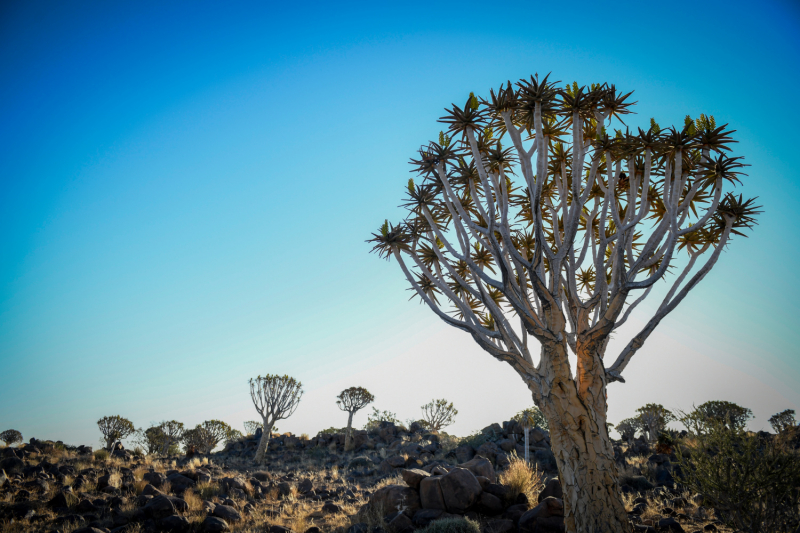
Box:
[439,467,482,514]
[476,441,501,463]
[158,515,191,532]
[0,457,23,476]
[401,468,430,490]
[538,478,563,502]
[419,476,446,510]
[369,484,420,517]
[144,495,176,519]
[49,491,79,509]
[166,473,195,492]
[454,444,475,463]
[201,516,229,531]
[143,471,167,488]
[459,455,496,483]
[518,497,564,533]
[478,492,504,515]
[213,504,242,522]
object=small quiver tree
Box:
[249,374,303,463]
[243,420,262,436]
[421,399,458,431]
[0,429,22,447]
[97,415,135,451]
[615,417,643,446]
[336,387,375,451]
[369,75,761,533]
[158,420,185,456]
[635,403,675,444]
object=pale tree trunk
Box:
[254,419,274,464]
[344,411,355,452]
[524,427,530,464]
[531,342,630,533]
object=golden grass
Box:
[197,481,222,500]
[373,474,403,490]
[498,455,543,504]
[183,489,204,512]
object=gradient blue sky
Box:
[1,0,799,447]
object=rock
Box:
[221,476,249,493]
[479,492,504,515]
[439,467,482,514]
[529,428,548,443]
[201,516,230,531]
[277,481,294,496]
[657,517,685,532]
[476,476,490,491]
[625,476,655,492]
[0,469,6,488]
[401,468,430,490]
[476,441,501,463]
[213,504,242,522]
[49,491,79,509]
[484,518,514,533]
[76,499,99,513]
[322,501,341,513]
[369,484,420,517]
[347,523,369,533]
[0,457,24,475]
[412,509,443,527]
[168,496,189,513]
[496,439,516,453]
[143,472,167,488]
[655,468,675,487]
[349,456,372,469]
[518,497,565,533]
[455,444,476,463]
[538,478,563,502]
[166,473,195,492]
[297,478,314,494]
[142,483,164,496]
[144,495,176,519]
[419,476,446,510]
[460,455,496,483]
[387,511,414,533]
[158,515,191,532]
[485,483,509,499]
[386,456,407,468]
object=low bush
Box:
[417,517,481,533]
[498,455,543,503]
[677,418,800,533]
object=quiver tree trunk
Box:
[254,420,273,463]
[344,411,355,451]
[530,342,630,532]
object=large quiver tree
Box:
[337,387,374,451]
[369,74,760,533]
[250,374,303,463]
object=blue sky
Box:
[1,0,799,446]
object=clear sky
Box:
[1,0,799,448]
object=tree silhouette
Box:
[336,387,374,451]
[0,429,22,447]
[421,399,458,430]
[249,374,303,463]
[369,75,760,533]
[97,415,135,451]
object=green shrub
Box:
[417,517,480,533]
[459,430,490,449]
[677,419,800,533]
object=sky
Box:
[1,0,799,448]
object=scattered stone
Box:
[201,516,230,532]
[213,504,242,522]
[143,495,176,519]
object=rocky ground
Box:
[0,421,731,533]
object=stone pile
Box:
[359,455,565,533]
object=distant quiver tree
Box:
[421,399,458,431]
[243,421,262,436]
[769,409,796,434]
[0,429,23,447]
[97,416,135,451]
[157,420,185,455]
[368,74,761,533]
[615,417,642,446]
[249,374,303,463]
[636,403,675,443]
[336,387,374,451]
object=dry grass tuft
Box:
[183,489,204,512]
[498,455,543,504]
[197,481,221,500]
[373,474,403,490]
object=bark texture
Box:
[344,411,355,451]
[254,421,273,464]
[531,342,629,533]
